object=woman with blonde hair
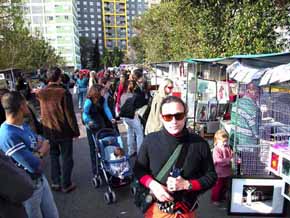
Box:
[145,78,173,135]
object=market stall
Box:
[225,52,290,216]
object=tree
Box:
[131,0,290,63]
[100,47,124,68]
[79,36,94,69]
[91,38,101,71]
[111,47,124,67]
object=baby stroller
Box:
[90,127,132,204]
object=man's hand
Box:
[166,176,190,192]
[148,180,173,202]
[111,119,116,124]
[37,140,50,156]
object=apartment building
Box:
[76,0,104,54]
[76,0,148,54]
[23,0,81,69]
[127,0,148,38]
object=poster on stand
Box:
[228,177,286,216]
[197,79,216,101]
[208,100,218,121]
[217,81,229,103]
[196,102,208,122]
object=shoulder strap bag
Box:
[132,144,183,213]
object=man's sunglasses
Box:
[162,112,185,122]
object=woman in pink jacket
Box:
[211,129,233,206]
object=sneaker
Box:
[51,184,62,192]
[62,183,77,193]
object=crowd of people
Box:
[0,66,241,218]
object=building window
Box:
[90,14,95,18]
[91,27,95,31]
[83,1,87,5]
[84,14,87,18]
[64,15,69,20]
[89,2,94,6]
[91,21,95,25]
[85,33,89,37]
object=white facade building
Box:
[23,0,81,69]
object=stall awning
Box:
[259,63,290,86]
[184,52,290,68]
[228,61,290,86]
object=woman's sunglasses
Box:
[161,112,185,122]
[166,86,174,90]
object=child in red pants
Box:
[211,129,233,205]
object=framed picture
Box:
[282,180,290,202]
[196,102,208,122]
[217,81,229,103]
[197,79,216,101]
[228,177,286,216]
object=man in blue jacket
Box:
[0,91,59,218]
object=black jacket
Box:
[0,151,34,218]
[134,128,217,208]
[119,90,148,119]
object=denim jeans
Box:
[78,88,87,108]
[50,139,74,188]
[23,175,59,218]
[123,116,144,155]
[86,128,98,176]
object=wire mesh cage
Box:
[231,83,269,176]
[232,84,290,176]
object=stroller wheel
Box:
[92,176,102,188]
[104,191,117,204]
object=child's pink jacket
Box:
[212,144,233,178]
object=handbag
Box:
[132,144,183,213]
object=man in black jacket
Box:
[134,96,217,217]
[0,151,34,218]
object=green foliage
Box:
[101,47,124,68]
[91,38,101,71]
[131,0,290,63]
[80,36,94,69]
[0,0,64,72]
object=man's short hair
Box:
[1,91,26,117]
[46,67,62,82]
